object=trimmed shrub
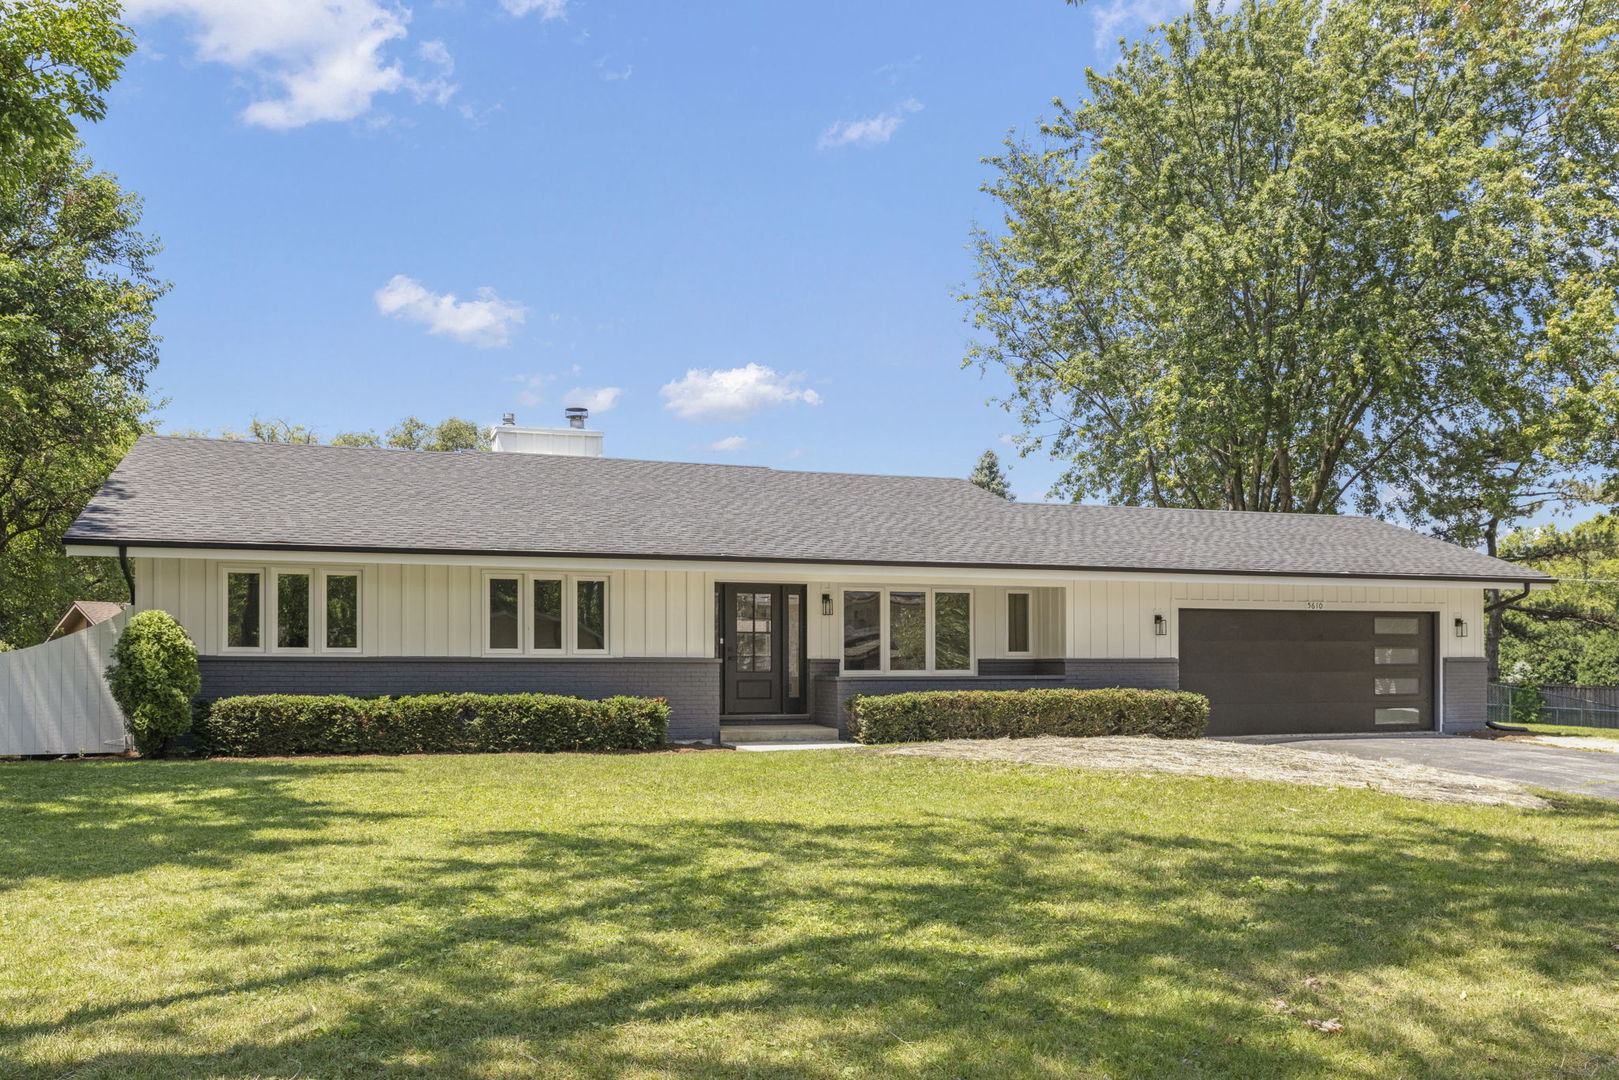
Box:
[193,692,670,757]
[847,687,1209,744]
[104,610,201,757]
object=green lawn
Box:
[2,752,1617,1080]
[1520,722,1619,740]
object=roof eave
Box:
[61,535,1551,586]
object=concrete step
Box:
[721,723,844,745]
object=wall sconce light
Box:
[821,593,833,616]
[1154,613,1167,636]
[1454,617,1468,638]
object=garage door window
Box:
[1375,616,1420,635]
[1375,647,1418,664]
[1375,708,1421,725]
[1375,677,1420,695]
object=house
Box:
[62,415,1549,743]
[47,601,131,640]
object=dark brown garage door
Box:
[1179,610,1434,736]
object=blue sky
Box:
[79,0,1175,502]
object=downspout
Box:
[118,545,135,606]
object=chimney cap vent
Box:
[501,413,516,426]
[564,406,589,429]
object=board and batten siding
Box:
[134,557,1486,663]
[134,558,716,659]
[1065,579,1486,661]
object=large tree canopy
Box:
[968,0,1619,520]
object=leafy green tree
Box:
[1497,515,1619,685]
[968,0,1619,524]
[0,2,150,650]
[969,449,1014,500]
[247,417,318,444]
[0,0,131,170]
[0,140,162,546]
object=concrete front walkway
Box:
[1222,732,1619,801]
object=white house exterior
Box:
[64,425,1543,743]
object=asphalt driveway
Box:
[1222,732,1619,802]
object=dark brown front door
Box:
[1179,609,1435,736]
[720,584,806,716]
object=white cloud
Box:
[561,386,623,413]
[375,274,527,347]
[661,364,823,420]
[709,436,749,452]
[124,0,458,128]
[502,0,568,17]
[817,97,922,151]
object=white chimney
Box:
[490,409,604,457]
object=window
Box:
[736,591,773,672]
[786,592,802,701]
[577,579,607,652]
[890,592,926,671]
[226,571,262,649]
[1375,677,1420,696]
[485,573,610,654]
[1007,592,1031,654]
[533,579,563,651]
[1375,616,1420,635]
[276,572,311,649]
[227,566,361,653]
[1374,647,1417,665]
[1375,708,1421,726]
[325,573,360,650]
[935,592,971,671]
[488,577,521,651]
[842,590,881,671]
[841,588,973,674]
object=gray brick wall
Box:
[1062,658,1180,689]
[197,656,722,743]
[810,657,1184,737]
[1442,657,1488,733]
[976,658,1066,676]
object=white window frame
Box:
[220,565,364,655]
[270,568,316,654]
[319,568,364,654]
[220,565,267,654]
[1006,590,1033,656]
[839,586,974,676]
[482,571,612,656]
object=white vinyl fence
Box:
[0,611,130,756]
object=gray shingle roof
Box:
[64,435,1547,583]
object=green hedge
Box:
[847,687,1209,744]
[193,692,669,757]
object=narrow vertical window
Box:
[325,574,359,650]
[890,591,927,671]
[488,577,520,650]
[786,591,802,703]
[843,590,880,671]
[935,592,971,671]
[577,579,607,651]
[533,578,563,650]
[1008,592,1031,653]
[277,573,311,649]
[226,571,261,648]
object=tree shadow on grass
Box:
[0,759,406,892]
[8,794,1619,1080]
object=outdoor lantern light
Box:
[1154,613,1167,636]
[1454,616,1468,638]
[822,593,833,616]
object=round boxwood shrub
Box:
[105,610,201,757]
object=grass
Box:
[1520,721,1619,740]
[2,751,1617,1080]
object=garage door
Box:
[1179,610,1434,736]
